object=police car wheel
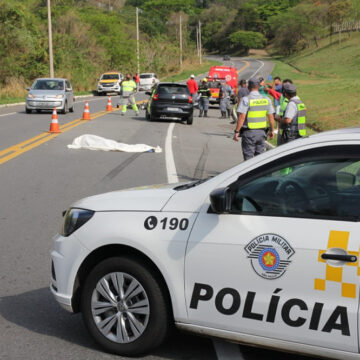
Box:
[186,116,193,125]
[81,256,171,356]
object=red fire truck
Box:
[207,66,238,105]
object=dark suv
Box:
[145,83,193,125]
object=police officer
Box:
[233,78,275,161]
[277,83,306,143]
[198,78,211,117]
[118,73,139,116]
[275,79,292,145]
[219,82,233,118]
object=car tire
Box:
[186,115,193,125]
[149,114,156,122]
[81,256,171,356]
[25,107,32,114]
[145,110,150,121]
[60,101,68,114]
[69,103,75,112]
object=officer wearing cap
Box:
[277,83,307,143]
[198,78,211,117]
[275,79,292,145]
[233,77,275,160]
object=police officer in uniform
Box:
[118,73,139,116]
[219,82,233,118]
[277,83,306,144]
[275,79,292,145]
[233,78,275,161]
[198,78,211,117]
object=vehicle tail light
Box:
[153,94,159,101]
[188,96,193,104]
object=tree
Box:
[228,30,266,54]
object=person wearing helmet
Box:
[117,73,139,116]
[198,78,211,117]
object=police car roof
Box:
[310,127,360,138]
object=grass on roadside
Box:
[270,32,360,132]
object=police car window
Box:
[231,158,360,221]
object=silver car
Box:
[26,78,75,114]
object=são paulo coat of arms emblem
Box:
[244,233,295,279]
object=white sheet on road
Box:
[68,134,162,153]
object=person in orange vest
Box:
[187,75,198,104]
[134,73,140,91]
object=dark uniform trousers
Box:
[241,129,266,160]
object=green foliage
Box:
[229,30,266,54]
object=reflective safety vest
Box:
[198,85,211,98]
[289,98,306,137]
[122,80,136,96]
[279,95,289,117]
[247,97,269,129]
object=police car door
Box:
[185,145,360,353]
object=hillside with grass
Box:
[271,32,360,132]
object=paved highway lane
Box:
[0,58,314,360]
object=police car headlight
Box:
[60,208,94,237]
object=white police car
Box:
[51,128,360,359]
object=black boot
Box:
[204,110,208,117]
[227,109,231,118]
[199,110,203,117]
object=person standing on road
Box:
[134,73,140,91]
[219,81,233,118]
[233,78,275,161]
[277,83,307,144]
[275,79,293,145]
[187,74,198,104]
[198,78,211,117]
[230,79,249,124]
[118,73,139,116]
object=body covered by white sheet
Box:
[68,134,162,153]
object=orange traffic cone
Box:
[48,108,61,133]
[82,101,91,120]
[106,96,112,111]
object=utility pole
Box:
[196,26,199,57]
[136,7,140,75]
[179,15,183,68]
[47,0,54,78]
[199,20,202,65]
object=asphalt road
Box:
[0,57,314,360]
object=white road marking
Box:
[165,122,179,184]
[0,112,17,117]
[246,59,265,80]
[213,339,246,360]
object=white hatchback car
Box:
[51,128,360,359]
[139,73,159,90]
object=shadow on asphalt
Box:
[0,288,216,359]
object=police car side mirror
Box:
[210,187,231,214]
